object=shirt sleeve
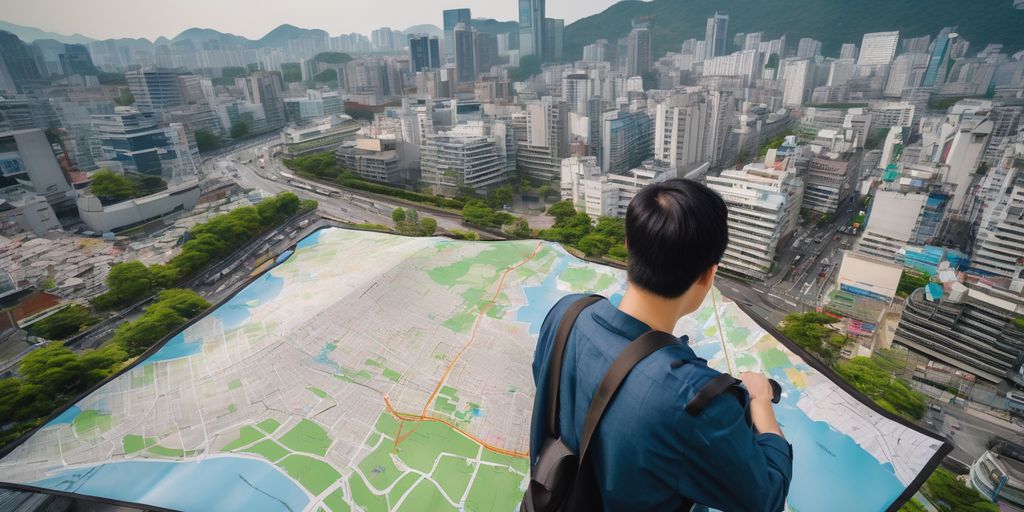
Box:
[674,392,793,512]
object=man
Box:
[529,178,792,511]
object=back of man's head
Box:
[625,178,729,299]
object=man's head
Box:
[625,178,729,312]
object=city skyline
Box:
[0,0,618,41]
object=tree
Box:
[114,88,134,106]
[922,468,999,512]
[112,289,209,356]
[92,261,154,310]
[836,357,925,420]
[419,217,437,236]
[230,121,251,140]
[547,201,578,226]
[90,170,138,200]
[392,208,406,225]
[577,233,615,257]
[778,312,845,363]
[194,129,221,153]
[462,200,514,228]
[508,54,542,82]
[607,244,628,261]
[30,305,99,341]
[508,218,531,238]
[280,62,302,83]
[494,185,514,208]
[313,52,353,64]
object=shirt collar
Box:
[591,297,701,360]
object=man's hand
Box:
[739,372,784,438]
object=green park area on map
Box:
[0,228,945,512]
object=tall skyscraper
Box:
[654,89,711,172]
[409,36,441,72]
[600,107,653,172]
[857,31,900,66]
[839,43,859,60]
[59,44,97,76]
[236,71,286,131]
[126,69,184,112]
[797,38,822,59]
[453,23,476,84]
[543,18,564,62]
[922,27,955,88]
[704,12,730,59]
[518,0,545,58]
[442,9,471,62]
[626,22,653,77]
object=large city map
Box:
[0,227,948,511]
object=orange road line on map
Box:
[389,241,543,455]
[385,396,529,459]
[417,241,544,419]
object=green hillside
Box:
[564,0,1024,61]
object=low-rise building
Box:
[420,122,515,195]
[280,115,360,158]
[76,180,201,233]
[969,448,1024,509]
[560,156,675,219]
[335,138,418,184]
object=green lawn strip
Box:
[222,425,265,451]
[348,473,389,512]
[122,434,157,454]
[396,479,457,511]
[374,413,400,437]
[322,487,351,512]
[239,439,291,463]
[394,421,479,474]
[256,418,281,434]
[433,396,457,415]
[381,368,401,382]
[276,454,341,495]
[760,348,791,370]
[463,464,527,512]
[427,244,536,287]
[73,410,112,435]
[336,368,372,383]
[431,456,475,503]
[386,472,421,505]
[478,449,529,475]
[307,386,329,399]
[443,312,477,333]
[559,267,597,291]
[278,419,333,456]
[147,445,198,458]
[357,439,404,490]
[228,379,242,390]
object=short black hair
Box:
[625,178,729,298]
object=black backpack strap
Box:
[684,374,743,416]
[577,331,678,462]
[547,295,603,437]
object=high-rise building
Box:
[453,23,476,84]
[408,36,441,72]
[0,128,73,210]
[971,181,1024,280]
[705,163,804,280]
[654,89,711,173]
[91,109,196,181]
[543,18,564,62]
[583,39,608,62]
[781,58,812,106]
[703,12,730,59]
[803,151,862,214]
[59,44,97,77]
[235,71,287,131]
[626,21,653,77]
[518,0,545,58]
[857,31,900,66]
[840,43,859,60]
[473,31,499,76]
[884,53,930,97]
[600,107,653,173]
[797,38,822,59]
[442,8,471,62]
[126,69,184,112]
[0,31,43,93]
[922,27,955,88]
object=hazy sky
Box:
[3,0,621,41]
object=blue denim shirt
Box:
[530,294,793,512]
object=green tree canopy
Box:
[29,305,99,341]
[836,357,926,420]
[91,170,138,200]
[462,200,514,228]
[230,121,251,140]
[778,312,846,363]
[194,129,221,153]
[923,468,999,512]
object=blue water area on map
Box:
[296,228,323,249]
[140,231,326,366]
[32,457,309,512]
[314,343,340,372]
[275,249,294,264]
[49,406,81,425]
[517,251,572,335]
[765,367,906,511]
